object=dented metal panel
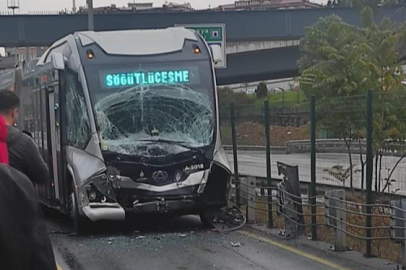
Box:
[66,146,106,184]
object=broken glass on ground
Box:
[203,207,246,233]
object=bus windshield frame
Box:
[83,59,217,157]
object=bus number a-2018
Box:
[184,164,204,171]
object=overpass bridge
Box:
[2,7,406,46]
[1,7,406,84]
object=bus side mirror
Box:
[51,53,65,70]
[210,45,223,64]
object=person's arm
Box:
[0,165,57,270]
[0,166,36,270]
[23,137,50,186]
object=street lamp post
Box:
[87,0,94,31]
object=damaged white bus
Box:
[7,28,232,230]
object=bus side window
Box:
[64,70,91,149]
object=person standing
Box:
[0,115,8,164]
[0,115,57,270]
[0,90,49,185]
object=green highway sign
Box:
[192,26,223,42]
[176,24,227,69]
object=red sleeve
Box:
[0,116,9,165]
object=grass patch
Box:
[253,91,307,109]
[220,123,309,146]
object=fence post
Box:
[231,103,240,207]
[264,100,274,228]
[390,199,406,269]
[87,0,94,31]
[310,96,317,241]
[365,90,373,258]
[246,176,256,224]
[325,190,347,251]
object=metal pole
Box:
[297,90,300,105]
[87,0,94,31]
[365,90,373,257]
[231,104,240,207]
[264,100,273,228]
[282,90,285,113]
[310,96,317,241]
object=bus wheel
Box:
[69,190,89,234]
[200,208,217,228]
[199,212,212,228]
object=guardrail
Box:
[234,174,406,267]
[287,139,406,156]
[225,139,405,156]
[223,145,287,154]
[224,140,365,154]
[234,174,406,199]
[287,139,365,154]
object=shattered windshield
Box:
[85,60,215,157]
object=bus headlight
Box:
[86,175,118,203]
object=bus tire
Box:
[69,189,90,234]
[199,207,220,228]
[199,212,212,228]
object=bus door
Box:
[47,73,65,207]
[40,84,54,202]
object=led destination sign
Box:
[104,70,190,88]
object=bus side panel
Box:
[19,72,52,203]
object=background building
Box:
[217,0,322,11]
[5,46,47,63]
[77,2,194,14]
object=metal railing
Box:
[234,177,406,244]
[227,90,406,264]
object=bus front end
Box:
[69,28,231,223]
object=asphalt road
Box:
[229,151,406,195]
[48,213,385,270]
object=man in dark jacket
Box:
[0,117,57,270]
[0,90,49,185]
[0,165,57,270]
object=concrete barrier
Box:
[223,145,287,154]
[287,139,366,154]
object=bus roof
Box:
[39,27,199,66]
[75,27,198,56]
[37,27,203,73]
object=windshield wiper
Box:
[139,138,204,153]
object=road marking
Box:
[238,230,354,270]
[57,265,63,270]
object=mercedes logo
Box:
[152,171,169,182]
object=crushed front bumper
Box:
[129,199,196,213]
[82,202,126,222]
